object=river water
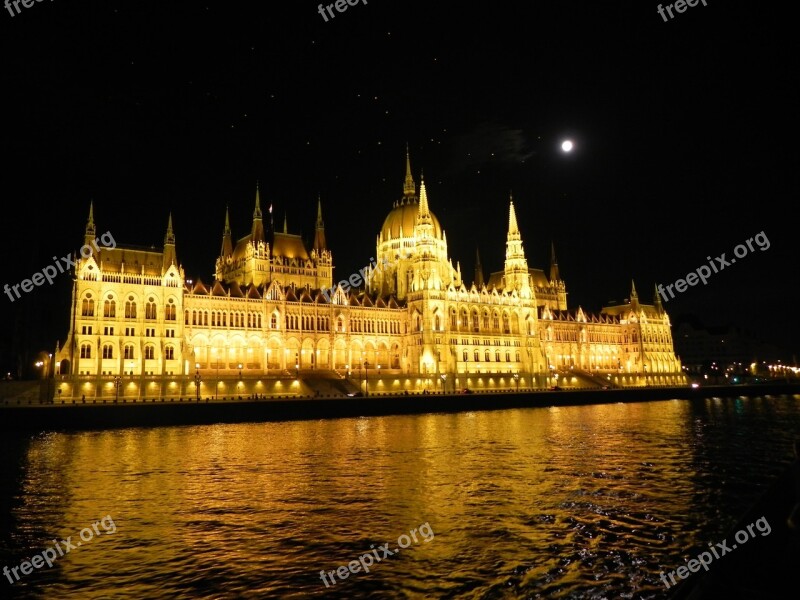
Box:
[1,395,798,599]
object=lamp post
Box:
[195,363,201,401]
[441,373,447,393]
[238,362,243,378]
[114,375,121,402]
[345,364,350,379]
[514,372,519,392]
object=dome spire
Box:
[508,194,520,240]
[418,176,431,219]
[403,143,416,200]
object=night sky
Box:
[2,0,797,374]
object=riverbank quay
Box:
[1,383,798,432]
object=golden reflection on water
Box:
[4,397,799,598]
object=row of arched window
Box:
[80,343,176,360]
[448,308,519,334]
[81,295,174,320]
[459,349,521,363]
[186,310,263,329]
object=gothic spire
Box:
[221,206,233,257]
[550,241,561,282]
[313,195,327,252]
[403,143,416,200]
[251,182,265,243]
[475,247,484,287]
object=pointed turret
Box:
[549,241,561,282]
[283,212,288,234]
[475,247,484,287]
[220,206,233,257]
[83,201,96,256]
[503,196,530,295]
[418,177,431,219]
[162,213,177,274]
[313,195,327,252]
[251,182,265,243]
[653,283,663,313]
[630,279,639,309]
[403,143,416,200]
[508,195,520,240]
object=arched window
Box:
[502,313,510,334]
[485,350,490,362]
[146,299,157,320]
[82,295,95,317]
[144,346,155,360]
[104,298,116,318]
[515,351,520,362]
[471,311,479,332]
[493,312,499,330]
[462,350,468,362]
[451,311,457,328]
[271,314,278,329]
[496,350,501,362]
[102,344,113,359]
[124,345,135,359]
[482,311,489,330]
[125,297,136,319]
[165,345,174,360]
[80,343,92,359]
[474,349,479,362]
[505,351,510,362]
[434,315,440,331]
[337,317,344,332]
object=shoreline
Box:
[1,383,799,432]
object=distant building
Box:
[673,315,784,375]
[53,151,685,400]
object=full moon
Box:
[561,140,573,152]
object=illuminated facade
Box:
[54,153,684,399]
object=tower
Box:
[503,197,531,297]
[162,213,176,275]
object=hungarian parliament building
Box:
[54,152,684,399]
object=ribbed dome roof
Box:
[380,199,442,240]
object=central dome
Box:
[380,199,442,241]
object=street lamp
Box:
[513,372,519,392]
[345,364,350,379]
[114,375,121,402]
[195,362,201,401]
[441,373,447,393]
[238,362,243,378]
